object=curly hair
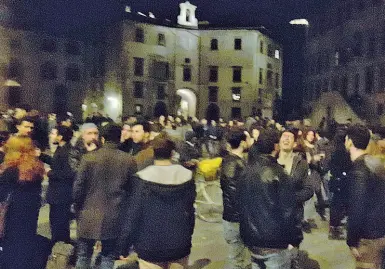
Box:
[2,136,44,181]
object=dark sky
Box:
[6,0,313,35]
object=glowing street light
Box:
[289,19,310,26]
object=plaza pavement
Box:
[37,203,354,269]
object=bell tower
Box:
[177,1,198,28]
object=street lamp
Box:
[289,19,310,26]
[3,79,21,87]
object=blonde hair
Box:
[3,136,44,181]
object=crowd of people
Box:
[0,104,385,269]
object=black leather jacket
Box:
[238,154,301,249]
[220,153,246,222]
[347,155,385,247]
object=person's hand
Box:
[313,154,322,162]
[350,247,361,259]
[35,148,42,157]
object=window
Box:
[208,86,218,102]
[267,45,274,57]
[41,39,57,52]
[322,79,329,92]
[183,66,191,81]
[134,57,144,76]
[186,9,191,22]
[211,39,218,50]
[135,104,143,114]
[275,73,280,88]
[7,59,23,79]
[365,66,374,93]
[341,75,348,96]
[65,41,81,55]
[275,49,280,59]
[267,63,272,69]
[40,62,57,80]
[332,77,339,92]
[368,36,376,58]
[158,33,166,46]
[135,28,144,43]
[259,68,264,84]
[258,88,263,97]
[232,66,242,82]
[157,84,166,100]
[234,38,242,50]
[377,104,384,115]
[231,107,241,119]
[209,66,218,82]
[354,74,360,91]
[153,62,169,81]
[232,87,241,102]
[353,32,363,57]
[185,58,191,64]
[260,41,264,54]
[65,65,81,81]
[134,81,144,98]
[267,70,273,86]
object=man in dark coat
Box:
[238,129,300,268]
[73,124,137,269]
[46,125,75,244]
[345,124,385,269]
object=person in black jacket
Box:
[345,124,385,268]
[238,129,299,269]
[46,126,75,244]
[220,130,251,269]
[118,136,196,269]
[328,128,352,240]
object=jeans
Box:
[250,247,292,269]
[75,238,116,269]
[49,203,71,243]
[223,220,251,269]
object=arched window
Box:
[40,62,57,80]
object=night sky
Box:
[7,0,313,35]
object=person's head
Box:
[249,123,263,141]
[227,130,247,152]
[3,136,44,181]
[279,130,297,153]
[81,123,99,145]
[152,136,176,160]
[255,129,280,155]
[131,121,151,144]
[201,118,207,125]
[101,124,122,144]
[345,124,370,152]
[14,104,29,119]
[49,128,58,144]
[121,124,132,142]
[304,129,316,144]
[16,117,34,136]
[56,125,74,144]
[150,123,163,141]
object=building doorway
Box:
[176,88,196,118]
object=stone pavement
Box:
[37,204,354,269]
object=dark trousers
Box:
[329,196,347,227]
[49,203,71,243]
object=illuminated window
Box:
[232,87,241,102]
[275,49,280,59]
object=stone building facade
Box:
[304,0,385,125]
[102,1,283,120]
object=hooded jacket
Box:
[347,155,385,247]
[119,164,196,262]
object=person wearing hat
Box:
[73,124,137,269]
[69,123,99,173]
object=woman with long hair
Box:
[0,136,45,269]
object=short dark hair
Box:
[151,123,164,133]
[346,124,370,150]
[16,116,35,126]
[100,124,122,143]
[281,128,298,141]
[255,129,280,154]
[57,126,73,143]
[152,136,176,160]
[227,130,247,149]
[134,121,151,133]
